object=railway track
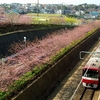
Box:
[81,88,95,100]
[72,84,95,100]
[45,40,100,100]
[73,83,100,100]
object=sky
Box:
[0,0,100,5]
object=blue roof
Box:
[91,12,99,16]
[13,9,17,12]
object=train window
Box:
[82,69,98,78]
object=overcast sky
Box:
[0,0,100,5]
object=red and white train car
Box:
[82,46,100,88]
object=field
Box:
[0,13,81,34]
[27,13,81,25]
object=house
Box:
[90,11,99,18]
[84,14,94,19]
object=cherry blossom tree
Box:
[0,20,100,91]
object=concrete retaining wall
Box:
[0,28,63,56]
[12,29,100,100]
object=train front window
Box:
[83,69,98,78]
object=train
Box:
[81,45,100,88]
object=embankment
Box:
[12,29,100,100]
[0,27,64,56]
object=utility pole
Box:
[37,0,39,16]
[61,3,62,16]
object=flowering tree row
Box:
[0,21,100,91]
